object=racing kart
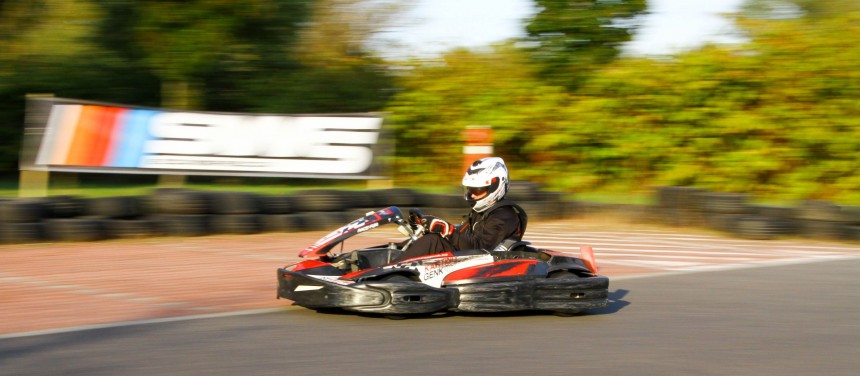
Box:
[277,206,609,317]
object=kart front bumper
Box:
[277,269,457,315]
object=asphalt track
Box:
[1,219,858,375]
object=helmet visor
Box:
[466,186,489,196]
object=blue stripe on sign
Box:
[111,109,160,168]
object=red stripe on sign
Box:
[91,107,123,166]
[65,106,122,166]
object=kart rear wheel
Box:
[381,274,417,320]
[549,270,579,279]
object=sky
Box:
[382,0,747,58]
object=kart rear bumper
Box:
[446,276,610,313]
[277,269,457,314]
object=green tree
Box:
[522,9,860,202]
[385,44,570,186]
[250,0,405,113]
[89,0,312,110]
[523,0,647,90]
[0,0,159,173]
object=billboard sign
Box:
[21,97,386,179]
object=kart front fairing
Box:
[298,206,415,258]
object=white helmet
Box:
[462,157,509,212]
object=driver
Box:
[393,157,527,262]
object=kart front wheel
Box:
[381,274,415,282]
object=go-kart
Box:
[277,206,609,317]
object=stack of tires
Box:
[658,186,858,242]
[656,186,707,227]
[507,181,567,221]
[0,198,46,244]
[796,201,860,241]
[698,191,799,240]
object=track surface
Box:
[1,218,858,374]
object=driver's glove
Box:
[423,216,454,237]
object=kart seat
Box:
[491,238,531,253]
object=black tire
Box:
[800,220,847,240]
[339,190,376,209]
[842,225,860,241]
[421,193,467,209]
[733,215,795,240]
[701,192,749,214]
[379,275,419,320]
[152,214,211,237]
[262,214,307,232]
[657,186,707,210]
[381,274,414,282]
[103,219,160,239]
[797,200,844,222]
[747,204,797,219]
[259,195,295,214]
[293,190,347,212]
[147,190,211,215]
[86,196,145,219]
[42,195,86,218]
[507,181,540,201]
[209,191,262,215]
[518,201,563,221]
[549,270,580,279]
[0,199,45,223]
[705,213,744,233]
[211,214,263,235]
[660,207,705,227]
[43,218,107,242]
[841,206,860,225]
[368,188,421,207]
[297,211,351,231]
[0,222,45,244]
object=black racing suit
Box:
[393,200,527,261]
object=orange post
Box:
[463,125,493,172]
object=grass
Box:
[0,175,654,204]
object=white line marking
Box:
[0,308,289,340]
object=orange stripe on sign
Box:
[65,106,118,166]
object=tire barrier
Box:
[1,186,857,244]
[258,195,296,215]
[86,196,145,219]
[655,186,858,242]
[0,199,45,223]
[43,218,108,242]
[292,189,348,212]
[208,191,262,215]
[146,189,211,215]
[42,195,86,218]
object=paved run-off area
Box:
[2,217,858,335]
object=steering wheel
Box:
[407,207,425,232]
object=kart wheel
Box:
[553,309,583,317]
[549,271,579,279]
[380,274,416,320]
[381,274,414,282]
